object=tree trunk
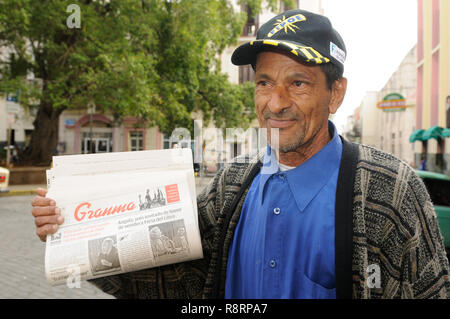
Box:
[22,103,63,166]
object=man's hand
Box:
[31,188,64,242]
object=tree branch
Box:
[197,90,218,109]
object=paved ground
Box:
[0,176,212,299]
[0,195,114,299]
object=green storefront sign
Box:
[377,93,407,112]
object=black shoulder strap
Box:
[335,137,359,299]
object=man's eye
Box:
[293,81,304,87]
[257,81,268,86]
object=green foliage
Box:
[0,0,287,137]
[240,0,295,16]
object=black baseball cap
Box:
[232,9,346,73]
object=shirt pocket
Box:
[294,271,336,299]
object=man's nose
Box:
[267,85,290,114]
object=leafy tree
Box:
[0,0,292,165]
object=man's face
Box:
[254,51,344,152]
[101,239,113,253]
[150,227,162,239]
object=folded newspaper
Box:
[45,148,203,286]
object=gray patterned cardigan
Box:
[89,138,450,299]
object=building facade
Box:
[376,46,417,166]
[344,46,417,166]
[343,105,361,144]
[57,110,164,155]
[414,0,450,174]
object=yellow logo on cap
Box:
[267,14,306,38]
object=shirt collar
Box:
[259,121,343,212]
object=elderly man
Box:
[31,9,449,299]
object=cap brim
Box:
[231,39,331,68]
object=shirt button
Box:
[269,259,277,268]
[273,207,281,215]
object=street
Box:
[0,195,114,299]
[0,176,212,299]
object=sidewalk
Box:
[0,184,45,197]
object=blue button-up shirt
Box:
[225,121,342,299]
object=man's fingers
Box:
[31,195,55,208]
[33,188,58,242]
[36,188,48,197]
[31,205,60,217]
[34,215,64,227]
[36,224,59,239]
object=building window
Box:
[163,133,193,150]
[8,129,15,145]
[242,5,258,36]
[81,132,113,154]
[230,142,242,158]
[129,131,143,151]
[163,133,170,149]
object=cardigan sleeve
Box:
[399,170,450,299]
[86,169,226,299]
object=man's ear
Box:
[329,77,347,114]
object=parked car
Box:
[0,166,9,192]
[415,170,450,253]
